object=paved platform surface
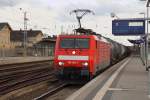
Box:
[102,56,149,100]
[0,57,53,65]
[67,56,150,100]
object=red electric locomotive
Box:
[54,34,111,81]
[54,9,129,82]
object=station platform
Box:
[0,56,53,65]
[67,56,150,100]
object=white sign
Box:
[128,22,144,26]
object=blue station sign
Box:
[112,19,145,35]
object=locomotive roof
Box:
[58,34,110,44]
[59,34,94,37]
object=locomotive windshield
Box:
[60,38,89,49]
[60,38,75,48]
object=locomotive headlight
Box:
[82,62,88,66]
[58,62,64,66]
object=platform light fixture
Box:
[110,12,119,19]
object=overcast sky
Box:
[0,0,146,45]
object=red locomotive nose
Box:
[54,34,112,81]
[56,54,89,68]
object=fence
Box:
[0,46,55,57]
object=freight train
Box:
[54,28,130,82]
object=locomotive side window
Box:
[75,38,89,49]
[60,38,89,49]
[60,38,74,48]
[96,40,98,48]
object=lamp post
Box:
[139,0,149,70]
[147,1,150,98]
[20,8,29,57]
[140,0,150,98]
[146,1,149,72]
[139,12,146,66]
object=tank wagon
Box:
[54,29,129,82]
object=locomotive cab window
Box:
[75,38,89,49]
[60,38,74,48]
[96,40,98,48]
[60,38,89,49]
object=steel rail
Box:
[33,83,68,100]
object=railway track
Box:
[0,60,54,96]
[33,82,68,100]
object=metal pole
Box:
[139,0,150,98]
[24,12,26,56]
[146,7,149,71]
[2,45,5,59]
[61,25,63,34]
[23,11,28,57]
[143,13,147,67]
[139,12,146,65]
[146,4,150,99]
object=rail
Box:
[33,83,68,100]
[0,60,54,95]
